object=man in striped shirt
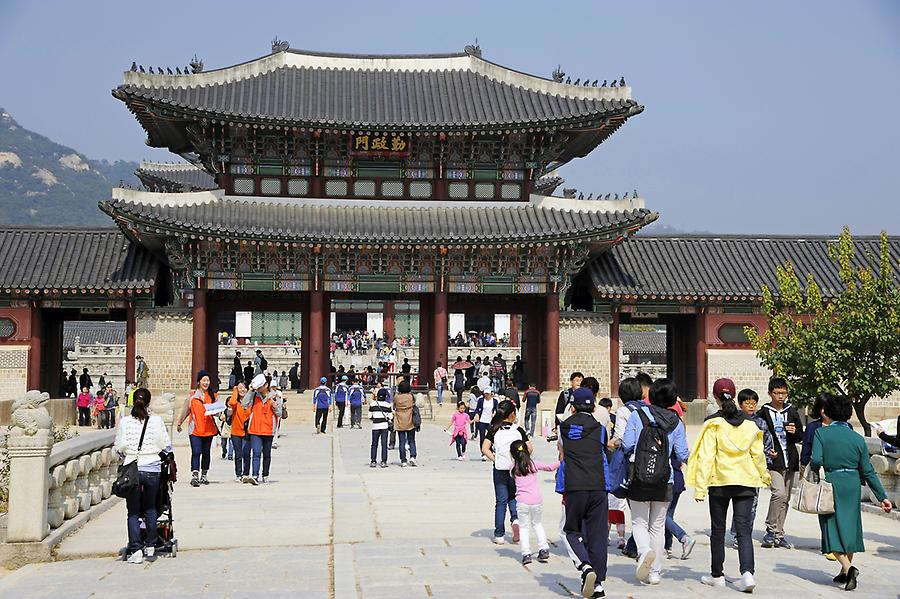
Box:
[369,388,392,468]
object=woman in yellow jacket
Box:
[686,387,771,594]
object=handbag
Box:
[112,417,149,499]
[794,464,835,515]
[281,404,289,420]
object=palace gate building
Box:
[1,43,898,412]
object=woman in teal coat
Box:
[810,393,893,591]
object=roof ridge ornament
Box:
[464,39,481,58]
[551,65,565,83]
[271,37,290,54]
[189,54,204,74]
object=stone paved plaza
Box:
[1,409,899,599]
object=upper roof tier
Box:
[135,160,217,192]
[115,47,640,130]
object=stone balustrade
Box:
[865,437,900,505]
[6,429,118,544]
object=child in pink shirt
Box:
[445,401,472,460]
[509,439,559,565]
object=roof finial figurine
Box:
[552,65,565,83]
[610,79,617,87]
[565,76,571,84]
[176,67,182,75]
[158,67,164,74]
[591,79,598,87]
[166,67,173,75]
[573,78,580,86]
[601,79,607,87]
[578,192,584,200]
[624,191,629,199]
[148,66,154,74]
[586,193,593,200]
[633,188,638,197]
[130,61,137,72]
[190,54,204,74]
[464,39,482,57]
[605,193,611,200]
[271,37,290,53]
[614,193,619,200]
[139,65,145,73]
[619,76,626,86]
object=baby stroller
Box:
[138,450,179,557]
[153,450,178,557]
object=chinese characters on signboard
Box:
[350,133,411,156]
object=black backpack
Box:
[627,407,671,502]
[259,356,268,371]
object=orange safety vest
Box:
[248,393,276,436]
[228,388,251,437]
[188,389,218,437]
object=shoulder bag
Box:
[112,417,149,499]
[794,464,835,514]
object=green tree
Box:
[747,228,900,435]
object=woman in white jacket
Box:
[113,388,171,564]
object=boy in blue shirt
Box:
[334,375,349,428]
[348,378,366,429]
[313,377,332,434]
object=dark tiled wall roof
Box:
[116,67,640,128]
[0,228,160,292]
[588,235,900,300]
[101,198,655,244]
[62,321,126,350]
[135,163,217,191]
[621,330,666,354]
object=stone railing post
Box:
[5,390,54,543]
[5,431,53,542]
[62,460,80,519]
[100,448,114,499]
[75,454,92,512]
[88,451,103,505]
[47,465,66,529]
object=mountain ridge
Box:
[0,108,139,226]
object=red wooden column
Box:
[417,294,433,382]
[191,288,207,381]
[544,293,560,391]
[383,300,395,341]
[509,313,520,347]
[610,310,620,397]
[695,310,709,399]
[27,303,42,391]
[433,291,448,370]
[307,290,325,387]
[125,303,136,383]
[523,308,541,388]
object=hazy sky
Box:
[1,0,898,234]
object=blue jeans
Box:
[436,381,443,405]
[233,435,248,478]
[398,430,417,462]
[371,429,388,463]
[189,434,212,472]
[126,470,160,554]
[249,434,273,478]
[524,407,537,437]
[455,434,467,457]
[492,469,518,538]
[730,490,759,536]
[221,436,234,459]
[664,490,687,550]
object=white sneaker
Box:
[701,575,726,587]
[408,458,417,467]
[127,550,143,564]
[457,456,464,461]
[735,572,756,593]
[235,477,242,483]
[481,456,487,462]
[401,461,408,468]
[647,572,661,585]
[635,550,655,583]
[261,476,270,484]
[144,546,155,559]
[492,536,506,545]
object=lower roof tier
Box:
[101,190,656,246]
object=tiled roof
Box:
[63,321,126,350]
[588,235,900,301]
[0,228,160,293]
[534,175,564,195]
[101,196,657,245]
[135,161,217,192]
[621,330,666,355]
[114,50,641,130]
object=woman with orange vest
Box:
[177,370,219,487]
[242,373,282,485]
[228,381,251,483]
